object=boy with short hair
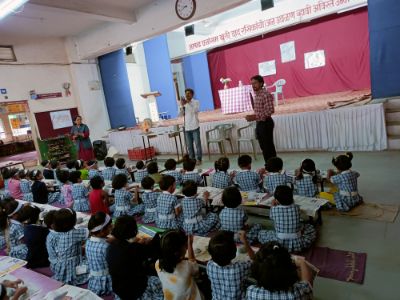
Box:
[235,155,262,192]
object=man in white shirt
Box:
[179,88,202,165]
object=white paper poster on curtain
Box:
[50,110,73,130]
[304,50,326,69]
[280,41,296,63]
[258,60,276,76]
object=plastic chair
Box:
[205,124,234,160]
[237,122,258,160]
[267,79,286,106]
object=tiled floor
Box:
[141,150,400,300]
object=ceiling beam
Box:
[28,0,137,24]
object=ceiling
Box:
[0,0,154,38]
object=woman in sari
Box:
[71,116,94,161]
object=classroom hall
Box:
[0,0,400,299]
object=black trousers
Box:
[256,117,277,165]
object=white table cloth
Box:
[218,85,253,114]
[109,104,387,155]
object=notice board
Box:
[35,108,79,139]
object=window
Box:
[8,113,31,136]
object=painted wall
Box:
[143,35,178,118]
[182,52,214,111]
[368,0,400,98]
[98,49,136,128]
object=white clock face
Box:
[176,0,196,20]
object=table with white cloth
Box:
[218,85,253,114]
[109,104,387,154]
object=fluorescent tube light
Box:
[0,0,29,20]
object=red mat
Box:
[304,246,367,284]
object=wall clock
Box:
[175,0,196,21]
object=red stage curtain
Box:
[207,8,370,108]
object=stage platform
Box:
[108,89,388,157]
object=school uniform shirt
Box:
[212,172,232,189]
[46,230,59,271]
[72,183,90,212]
[155,260,202,300]
[164,170,183,186]
[61,184,73,207]
[86,237,113,296]
[258,204,316,253]
[115,169,132,183]
[102,167,116,181]
[141,190,161,223]
[331,170,363,212]
[9,219,28,260]
[113,189,144,217]
[156,191,182,229]
[206,260,251,300]
[264,171,293,193]
[235,170,261,192]
[24,224,50,268]
[134,169,148,183]
[20,179,33,202]
[43,168,55,180]
[181,171,203,186]
[246,281,313,300]
[181,196,219,235]
[48,228,89,285]
[89,189,110,215]
[106,239,163,300]
[8,178,23,200]
[294,174,319,197]
[88,169,103,180]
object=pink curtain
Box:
[207,8,371,108]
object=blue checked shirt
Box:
[164,170,183,185]
[89,169,103,180]
[270,204,302,234]
[114,189,133,210]
[9,220,25,249]
[294,174,319,197]
[182,171,203,186]
[156,192,181,229]
[264,172,293,193]
[246,281,313,300]
[207,260,251,300]
[20,179,31,194]
[134,169,148,183]
[235,170,261,192]
[115,169,132,183]
[142,190,161,210]
[182,196,204,220]
[220,207,247,232]
[331,170,361,211]
[46,230,58,268]
[212,172,232,189]
[102,167,116,181]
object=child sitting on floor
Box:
[47,208,89,285]
[219,186,261,244]
[156,175,182,229]
[207,230,255,300]
[66,159,76,172]
[2,200,28,259]
[102,157,116,181]
[247,241,314,300]
[50,160,61,183]
[134,160,148,183]
[147,161,162,184]
[88,160,103,180]
[164,159,183,185]
[41,160,54,180]
[7,169,23,200]
[212,157,234,189]
[70,171,90,212]
[31,170,60,204]
[156,231,203,300]
[112,174,144,217]
[294,159,321,197]
[264,157,293,193]
[89,176,111,215]
[86,212,113,296]
[258,185,316,253]
[75,160,89,180]
[115,158,133,183]
[141,176,161,224]
[1,168,12,198]
[57,170,73,207]
[327,152,363,212]
[182,159,203,186]
[235,155,262,192]
[19,169,33,202]
[181,180,219,235]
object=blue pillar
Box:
[98,49,136,128]
[182,51,215,111]
[368,0,400,98]
[143,35,178,118]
